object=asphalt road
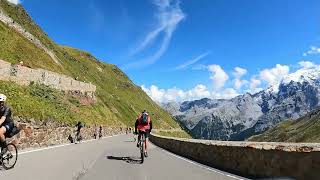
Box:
[0,134,245,180]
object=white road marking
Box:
[152,143,246,180]
[19,134,122,155]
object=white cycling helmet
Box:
[0,94,7,102]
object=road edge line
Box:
[19,134,122,155]
[151,142,246,180]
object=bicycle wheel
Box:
[140,134,145,163]
[2,143,18,170]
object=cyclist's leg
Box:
[76,130,80,138]
[0,126,7,153]
[144,131,149,152]
[0,126,6,142]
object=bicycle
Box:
[74,131,82,144]
[1,125,20,170]
[98,132,102,139]
[137,132,147,163]
[0,142,18,169]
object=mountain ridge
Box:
[163,65,320,141]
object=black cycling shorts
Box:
[1,122,14,132]
[138,130,150,138]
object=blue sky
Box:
[12,0,320,102]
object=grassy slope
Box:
[248,108,320,143]
[0,0,186,132]
[155,130,192,139]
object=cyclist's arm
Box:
[149,120,152,132]
[134,119,138,133]
[0,107,10,126]
[0,116,5,126]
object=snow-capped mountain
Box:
[163,66,320,140]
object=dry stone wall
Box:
[0,59,96,98]
[150,134,320,180]
[8,117,126,150]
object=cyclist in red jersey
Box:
[134,110,152,157]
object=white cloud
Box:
[233,67,247,78]
[186,84,211,99]
[173,51,210,70]
[208,65,229,90]
[143,61,319,103]
[7,0,20,5]
[303,46,320,56]
[234,79,248,90]
[259,64,289,86]
[298,61,315,69]
[125,0,185,69]
[248,77,262,93]
[212,88,239,99]
[232,67,248,89]
[141,84,211,103]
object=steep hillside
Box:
[0,0,181,129]
[248,108,320,142]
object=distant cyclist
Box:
[99,125,103,139]
[75,121,83,143]
[134,110,152,157]
[0,94,13,155]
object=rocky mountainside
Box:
[163,66,320,140]
[0,0,182,130]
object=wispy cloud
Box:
[303,46,320,56]
[123,0,185,69]
[173,51,211,70]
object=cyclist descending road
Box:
[75,121,83,143]
[134,110,152,157]
[99,125,103,139]
[0,94,19,169]
[0,94,13,154]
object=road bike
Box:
[137,132,147,163]
[1,126,20,169]
[0,142,18,169]
[74,131,83,144]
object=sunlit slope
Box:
[248,108,320,142]
[0,0,182,130]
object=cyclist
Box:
[0,94,13,155]
[75,121,83,143]
[99,125,102,139]
[134,110,152,157]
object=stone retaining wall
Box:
[0,59,96,98]
[150,134,320,179]
[7,117,126,150]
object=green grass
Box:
[0,0,182,130]
[155,130,192,139]
[248,109,320,143]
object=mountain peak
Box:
[281,66,320,85]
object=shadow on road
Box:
[123,140,136,142]
[106,156,141,164]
